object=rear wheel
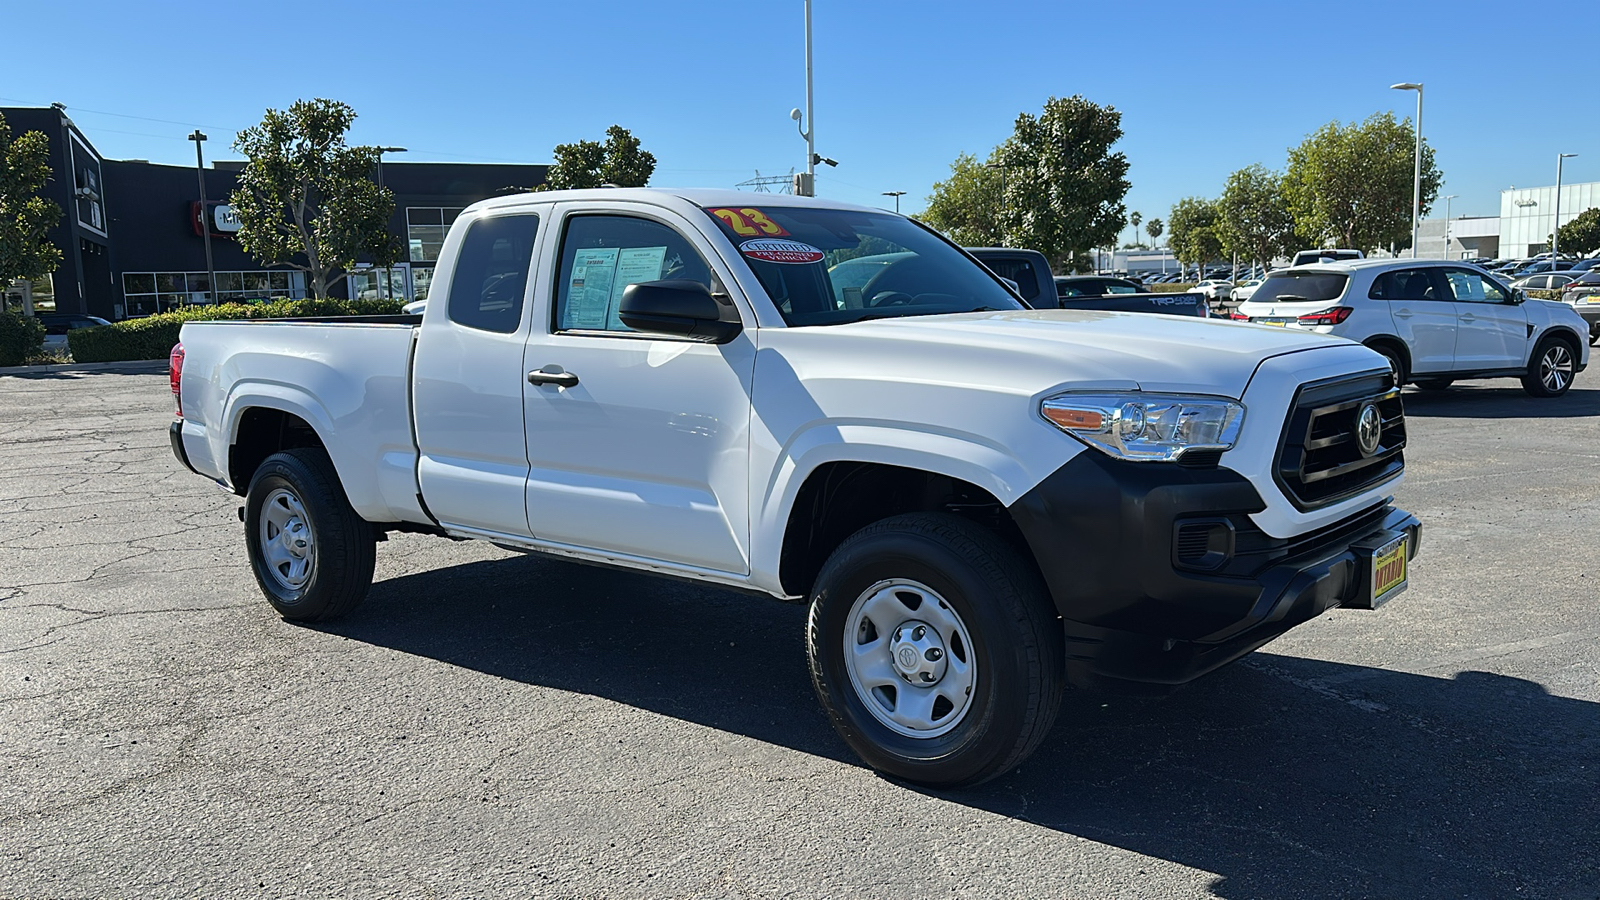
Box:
[1413,378,1453,391]
[244,448,376,621]
[806,513,1064,787]
[1522,335,1578,398]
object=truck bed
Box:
[175,318,427,524]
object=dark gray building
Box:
[2,105,546,320]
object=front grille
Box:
[1275,372,1406,510]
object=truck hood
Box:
[812,309,1354,400]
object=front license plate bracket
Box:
[1348,529,1409,610]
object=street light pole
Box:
[187,131,218,308]
[1390,82,1423,258]
[1443,194,1457,259]
[374,146,407,301]
[804,0,815,193]
[881,190,906,214]
[1554,153,1578,260]
[985,163,1011,245]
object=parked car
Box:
[1512,260,1575,277]
[169,187,1421,787]
[1233,259,1590,396]
[1193,279,1235,303]
[1559,270,1600,343]
[1054,275,1142,297]
[1230,278,1265,303]
[1291,249,1365,267]
[1511,273,1578,292]
[37,313,111,349]
[964,248,1207,317]
[1567,257,1600,274]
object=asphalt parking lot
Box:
[1,369,1597,900]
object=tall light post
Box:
[187,131,218,307]
[1442,194,1457,259]
[375,146,407,300]
[1390,82,1423,258]
[881,190,906,214]
[985,162,1012,246]
[1553,153,1579,259]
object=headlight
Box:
[1041,393,1244,462]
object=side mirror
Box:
[1511,289,1528,305]
[998,276,1021,294]
[618,280,743,343]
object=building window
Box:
[121,270,306,317]
[407,207,463,263]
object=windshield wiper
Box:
[1270,294,1310,302]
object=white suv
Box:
[1234,259,1591,397]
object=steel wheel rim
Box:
[842,579,977,739]
[1541,345,1573,392]
[259,487,316,591]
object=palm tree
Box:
[1129,211,1142,248]
[1146,217,1164,248]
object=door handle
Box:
[1393,308,1414,318]
[1459,314,1477,323]
[527,369,579,388]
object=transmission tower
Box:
[735,168,795,194]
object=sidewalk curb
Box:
[0,359,168,376]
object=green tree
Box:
[542,125,656,190]
[0,113,63,291]
[994,95,1130,271]
[1168,197,1222,277]
[229,99,397,300]
[1283,111,1441,253]
[922,96,1129,271]
[1146,217,1164,247]
[918,152,1003,247]
[1217,164,1296,270]
[1556,207,1600,256]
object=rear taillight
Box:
[1228,312,1250,321]
[169,343,184,418]
[1297,306,1353,326]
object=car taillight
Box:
[169,343,184,418]
[1229,312,1250,321]
[1297,307,1353,326]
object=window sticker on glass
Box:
[707,208,790,237]
[566,248,619,329]
[740,238,825,264]
[608,246,669,330]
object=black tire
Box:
[244,448,376,622]
[806,513,1064,788]
[1367,342,1408,387]
[1522,334,1579,398]
[1413,378,1453,391]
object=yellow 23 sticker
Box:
[708,207,789,237]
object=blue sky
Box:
[4,0,1595,230]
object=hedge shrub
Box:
[1148,282,1197,293]
[0,310,47,367]
[1526,289,1563,302]
[67,298,405,363]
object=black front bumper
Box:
[1006,451,1420,688]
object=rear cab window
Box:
[447,214,540,333]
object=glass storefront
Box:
[122,270,305,317]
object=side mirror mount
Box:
[618,280,743,343]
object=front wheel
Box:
[806,513,1064,788]
[245,448,376,621]
[1413,378,1453,391]
[1522,336,1578,398]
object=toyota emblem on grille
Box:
[1356,403,1382,457]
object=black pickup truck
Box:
[967,247,1208,318]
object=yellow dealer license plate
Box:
[1371,535,1407,605]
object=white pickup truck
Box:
[170,188,1420,786]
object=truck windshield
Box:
[1252,272,1349,304]
[701,205,1023,326]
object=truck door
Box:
[412,209,544,537]
[520,205,756,574]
